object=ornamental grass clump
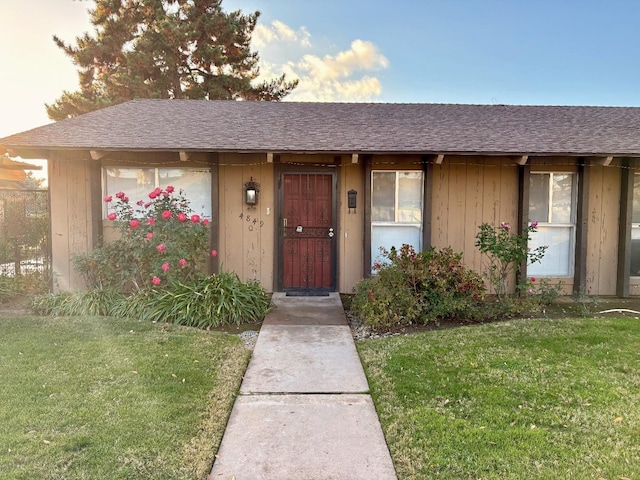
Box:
[351,244,485,330]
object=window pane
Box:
[529,174,550,223]
[105,168,155,200]
[528,226,573,276]
[104,168,211,219]
[551,174,574,223]
[372,172,395,221]
[397,172,423,223]
[159,168,211,218]
[371,224,422,269]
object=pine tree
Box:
[46,0,298,120]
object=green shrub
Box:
[30,289,127,316]
[351,245,485,330]
[33,272,271,328]
[0,273,49,304]
[119,272,272,328]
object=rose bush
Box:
[75,186,214,291]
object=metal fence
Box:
[0,189,50,277]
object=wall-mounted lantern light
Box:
[347,189,357,213]
[244,177,259,206]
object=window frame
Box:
[370,170,424,269]
[528,171,577,277]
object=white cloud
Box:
[253,20,311,48]
[255,25,390,102]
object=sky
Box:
[2,0,640,142]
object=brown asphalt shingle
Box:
[2,99,640,156]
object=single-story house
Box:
[2,99,640,296]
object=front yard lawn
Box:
[358,317,640,480]
[0,315,250,479]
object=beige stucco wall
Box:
[338,158,364,294]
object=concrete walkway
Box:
[209,293,397,480]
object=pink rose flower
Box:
[178,258,187,267]
[152,276,161,286]
[122,196,129,202]
[166,185,175,193]
[156,243,166,253]
[531,277,536,282]
[148,191,157,199]
[210,249,218,257]
[177,213,187,222]
[107,212,117,220]
[531,221,538,228]
[144,202,151,209]
[136,200,144,206]
[162,210,172,219]
[115,191,125,199]
[500,221,511,231]
[202,219,209,225]
[146,232,154,239]
[161,262,170,272]
[148,217,155,225]
[104,195,112,203]
[191,214,200,223]
[129,219,140,228]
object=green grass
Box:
[358,317,640,479]
[0,315,250,479]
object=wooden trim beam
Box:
[435,154,445,164]
[90,150,108,161]
[179,151,190,162]
[209,153,219,275]
[574,158,589,294]
[363,154,373,278]
[517,163,531,284]
[516,155,529,166]
[352,153,359,164]
[266,152,274,163]
[597,155,614,166]
[422,155,433,250]
[617,158,633,297]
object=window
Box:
[528,172,576,276]
[630,174,640,276]
[371,171,423,268]
[103,167,212,218]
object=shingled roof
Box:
[3,99,640,157]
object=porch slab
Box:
[265,292,347,326]
[240,324,369,394]
[208,394,397,480]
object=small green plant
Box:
[0,272,49,303]
[475,221,547,300]
[351,245,485,330]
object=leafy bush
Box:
[0,273,49,304]
[351,245,485,330]
[74,187,214,292]
[475,221,546,299]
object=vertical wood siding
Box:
[586,164,620,295]
[432,157,519,292]
[50,155,93,291]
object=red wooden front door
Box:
[282,173,335,290]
